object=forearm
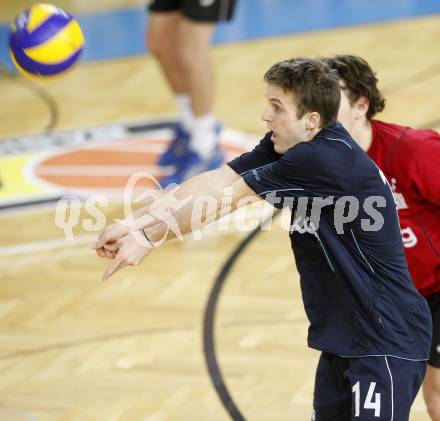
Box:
[121,171,212,229]
[143,183,232,243]
[138,166,259,244]
[95,166,261,281]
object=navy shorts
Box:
[426,292,440,368]
[312,352,426,421]
[148,0,237,22]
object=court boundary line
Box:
[0,233,96,257]
[203,209,281,421]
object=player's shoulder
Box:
[402,127,440,150]
[283,123,354,174]
[396,126,439,161]
[309,123,356,163]
[373,119,440,149]
[315,122,355,148]
[283,137,318,162]
[371,119,405,138]
[374,119,440,179]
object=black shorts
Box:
[426,292,440,368]
[313,352,426,421]
[148,0,237,22]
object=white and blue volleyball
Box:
[8,4,85,79]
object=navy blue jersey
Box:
[228,123,432,360]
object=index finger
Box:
[102,255,126,282]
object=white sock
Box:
[191,113,218,158]
[176,94,193,132]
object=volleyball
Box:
[8,3,85,79]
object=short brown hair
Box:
[264,58,340,127]
[325,55,386,120]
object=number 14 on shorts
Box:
[352,381,381,417]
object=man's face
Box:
[337,82,356,132]
[261,83,310,154]
[337,81,369,132]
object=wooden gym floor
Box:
[0,1,439,419]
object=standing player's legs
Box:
[156,0,236,186]
[313,353,426,420]
[146,4,194,167]
[177,17,217,159]
[423,292,440,421]
[146,11,187,100]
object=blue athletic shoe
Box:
[157,125,190,167]
[160,146,224,187]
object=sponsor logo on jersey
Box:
[390,178,408,210]
[290,216,317,235]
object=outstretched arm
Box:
[95,164,260,280]
[95,164,241,255]
[142,165,259,242]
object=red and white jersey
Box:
[368,120,440,297]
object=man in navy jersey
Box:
[326,54,440,421]
[95,57,431,420]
